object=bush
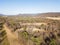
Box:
[0,30,6,37]
[22,31,29,39]
[31,36,41,45]
[50,39,57,45]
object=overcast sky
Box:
[0,0,60,15]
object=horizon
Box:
[0,12,60,16]
[0,0,60,15]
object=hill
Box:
[0,12,60,17]
[37,12,60,17]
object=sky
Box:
[0,0,60,15]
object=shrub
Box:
[31,36,41,45]
[22,31,29,39]
[50,39,57,45]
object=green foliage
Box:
[0,30,6,37]
[22,31,29,39]
[50,39,57,45]
[31,36,41,45]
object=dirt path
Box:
[46,17,60,20]
[3,24,20,45]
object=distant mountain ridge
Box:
[0,14,4,16]
[0,12,60,17]
[37,12,60,17]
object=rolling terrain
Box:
[0,12,60,45]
